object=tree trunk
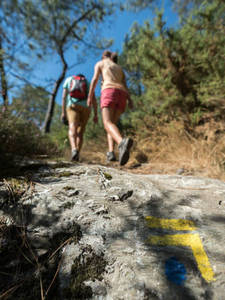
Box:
[0,36,8,110]
[41,5,99,133]
[42,5,99,133]
[42,52,67,133]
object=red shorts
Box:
[100,88,127,112]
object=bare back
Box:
[99,58,127,93]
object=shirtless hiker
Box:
[87,50,134,166]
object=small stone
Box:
[176,168,185,175]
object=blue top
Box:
[63,76,89,108]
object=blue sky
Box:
[34,1,178,105]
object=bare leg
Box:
[106,108,123,152]
[107,133,114,152]
[68,122,78,150]
[76,126,85,152]
[102,107,133,166]
[102,107,123,145]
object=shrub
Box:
[0,111,59,169]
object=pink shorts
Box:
[100,88,127,112]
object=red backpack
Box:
[69,75,87,100]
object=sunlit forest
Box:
[1,0,225,180]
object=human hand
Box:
[87,97,92,107]
[61,113,68,126]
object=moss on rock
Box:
[63,245,107,299]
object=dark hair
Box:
[111,52,118,63]
[102,50,112,59]
[77,73,85,77]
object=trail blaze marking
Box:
[145,216,215,282]
[145,216,196,231]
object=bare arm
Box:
[87,62,101,107]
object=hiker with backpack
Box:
[61,74,98,161]
[87,50,134,166]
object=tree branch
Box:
[60,4,100,47]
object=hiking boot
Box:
[118,138,133,166]
[71,149,79,162]
[106,151,116,162]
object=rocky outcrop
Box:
[0,162,224,299]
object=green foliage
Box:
[1,0,225,159]
[22,0,114,53]
[9,83,70,152]
[84,109,105,140]
[125,0,213,15]
[0,0,34,101]
[190,108,203,125]
[0,110,59,170]
[121,0,225,125]
[124,0,159,11]
[1,0,115,134]
[49,122,69,152]
[11,84,49,127]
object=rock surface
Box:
[0,162,225,299]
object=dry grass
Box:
[0,177,75,300]
[134,119,225,180]
[71,118,225,181]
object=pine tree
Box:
[121,1,225,122]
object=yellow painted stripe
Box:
[145,216,196,231]
[148,233,215,282]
